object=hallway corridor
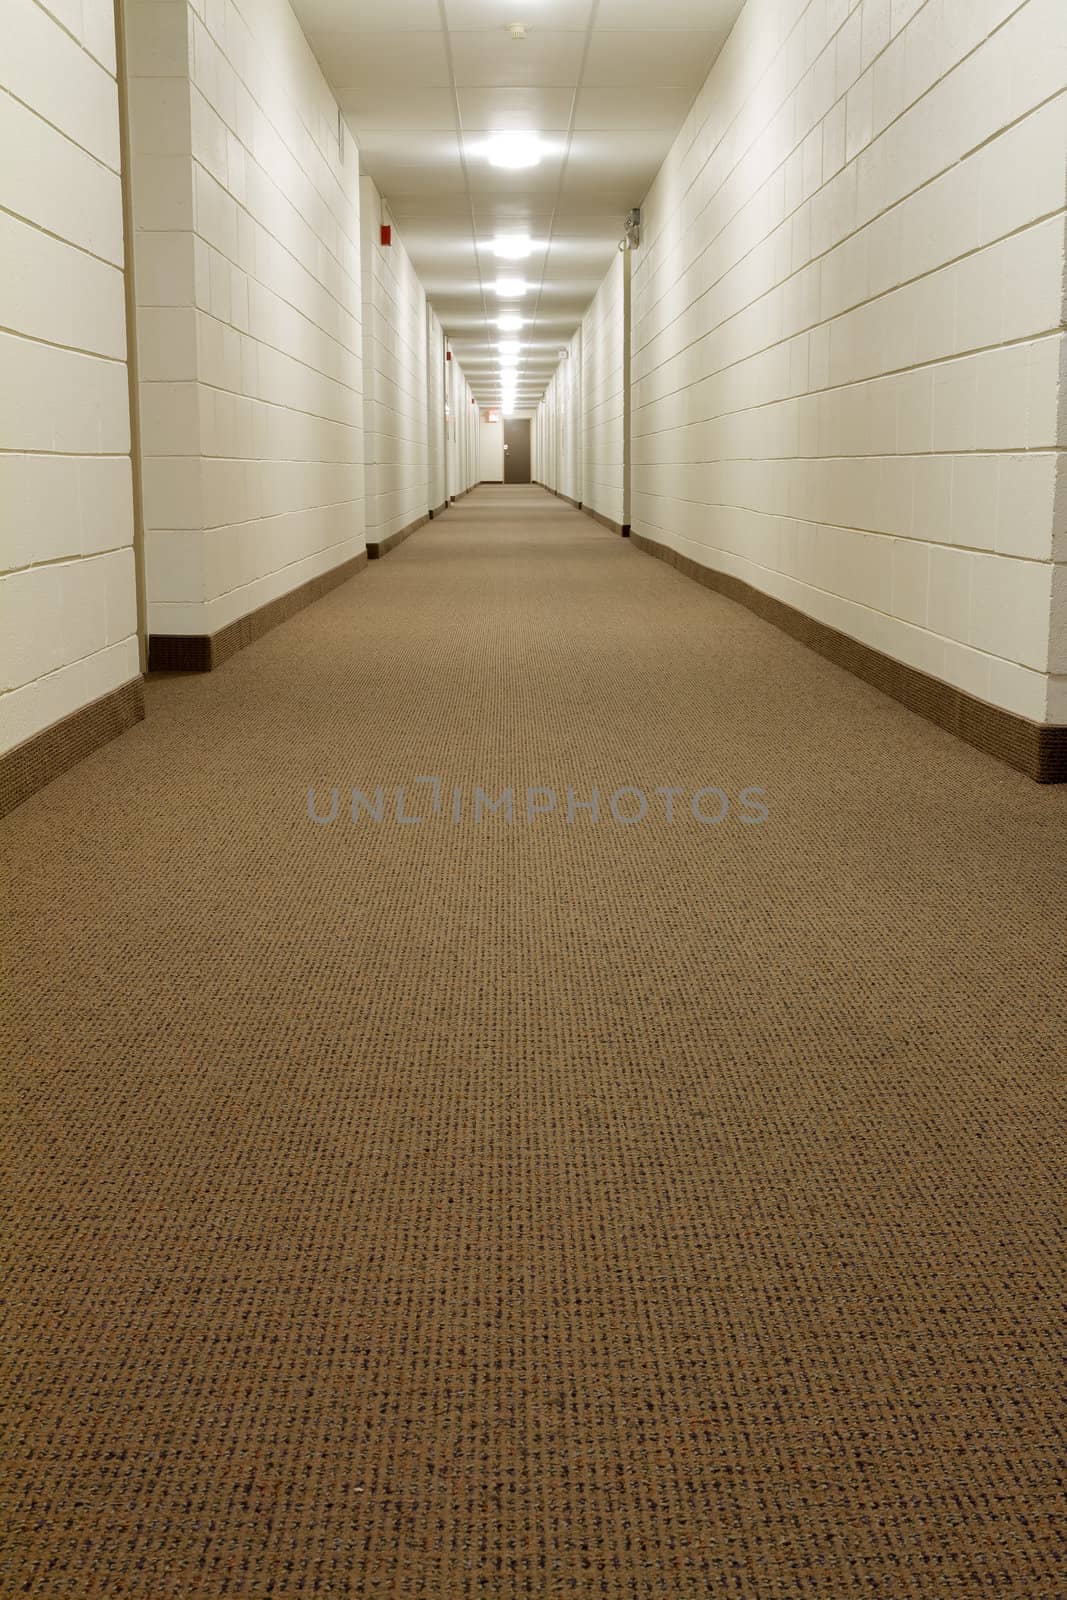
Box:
[2,489,1065,1596]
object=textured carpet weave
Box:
[2,486,1065,1597]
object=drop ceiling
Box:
[291,0,744,405]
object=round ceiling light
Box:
[492,234,533,261]
[485,131,544,170]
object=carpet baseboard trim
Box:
[630,530,1067,783]
[0,677,146,818]
[367,514,430,561]
[583,504,630,538]
[148,550,369,673]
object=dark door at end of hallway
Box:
[503,418,531,483]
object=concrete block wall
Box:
[631,0,1067,723]
[579,252,630,528]
[360,175,430,540]
[126,0,364,641]
[427,305,447,511]
[538,336,582,503]
[0,0,140,755]
[565,329,584,505]
[446,348,478,501]
[536,377,557,492]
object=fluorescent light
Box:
[497,340,521,355]
[485,131,544,170]
[494,277,528,299]
[496,314,524,332]
[492,234,533,260]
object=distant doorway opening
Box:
[504,418,532,483]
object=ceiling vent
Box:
[507,22,528,40]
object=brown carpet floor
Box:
[2,485,1065,1597]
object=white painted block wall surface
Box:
[360,176,430,542]
[580,253,629,527]
[631,0,1067,723]
[545,332,582,504]
[126,0,365,640]
[427,306,447,512]
[0,0,140,754]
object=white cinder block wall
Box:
[360,175,430,540]
[564,329,583,505]
[631,0,1067,723]
[579,252,630,528]
[446,350,478,500]
[538,376,557,491]
[427,306,447,512]
[0,0,140,754]
[546,332,582,504]
[126,0,364,640]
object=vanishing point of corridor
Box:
[2,490,1064,1597]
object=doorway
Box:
[503,418,532,483]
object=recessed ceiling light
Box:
[496,314,524,332]
[498,340,521,354]
[485,131,544,170]
[492,234,533,261]
[494,277,528,299]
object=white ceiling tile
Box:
[363,165,469,197]
[596,0,742,29]
[311,31,450,87]
[292,0,441,30]
[566,129,672,182]
[342,88,457,130]
[456,86,576,132]
[573,84,695,130]
[356,129,461,163]
[445,0,593,27]
[449,31,585,88]
[581,30,722,87]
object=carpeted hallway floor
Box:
[2,485,1065,1597]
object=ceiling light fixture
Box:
[484,131,544,170]
[492,234,533,261]
[494,277,528,299]
[496,314,524,332]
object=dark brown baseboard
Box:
[630,530,1067,783]
[148,550,368,673]
[543,487,582,509]
[367,513,430,561]
[0,677,146,819]
[582,504,630,538]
